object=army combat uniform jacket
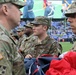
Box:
[0,25,25,75]
[20,34,38,56]
[20,35,62,58]
[71,41,76,51]
[17,35,26,49]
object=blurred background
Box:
[13,0,76,52]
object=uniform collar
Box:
[0,24,16,45]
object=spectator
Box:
[17,26,25,49]
[19,22,37,57]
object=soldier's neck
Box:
[38,33,48,42]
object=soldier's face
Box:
[32,24,46,36]
[25,27,32,34]
[67,14,76,34]
[10,4,22,27]
[17,31,23,37]
[4,3,22,29]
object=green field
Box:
[60,42,73,53]
[21,0,62,18]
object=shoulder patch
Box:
[0,53,3,60]
[0,33,12,44]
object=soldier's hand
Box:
[25,54,32,58]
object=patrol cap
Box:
[31,16,50,27]
[10,30,18,36]
[0,0,25,8]
[25,22,33,28]
[11,32,18,37]
[65,2,76,17]
[17,27,25,32]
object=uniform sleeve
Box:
[19,39,26,51]
[49,41,62,56]
[0,40,12,75]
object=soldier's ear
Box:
[2,4,9,16]
[43,25,47,31]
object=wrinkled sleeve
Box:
[19,39,26,51]
[0,40,12,75]
[49,42,62,56]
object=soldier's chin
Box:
[73,31,76,34]
[33,33,37,36]
[74,32,76,35]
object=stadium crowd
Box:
[48,21,75,43]
[16,19,75,43]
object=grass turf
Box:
[60,42,73,53]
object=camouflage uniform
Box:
[0,24,26,75]
[20,35,62,58]
[65,2,76,52]
[19,22,37,57]
[0,0,26,75]
[20,16,62,58]
[10,30,18,46]
[20,34,38,57]
[17,35,25,49]
[17,27,25,49]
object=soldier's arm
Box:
[19,39,26,57]
[49,42,62,57]
[0,40,12,75]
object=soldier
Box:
[17,26,25,49]
[65,2,76,51]
[19,22,38,57]
[0,0,26,75]
[59,1,76,58]
[21,16,62,58]
[24,22,33,37]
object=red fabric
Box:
[46,51,76,75]
[43,0,47,8]
[64,51,76,69]
[38,54,57,57]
